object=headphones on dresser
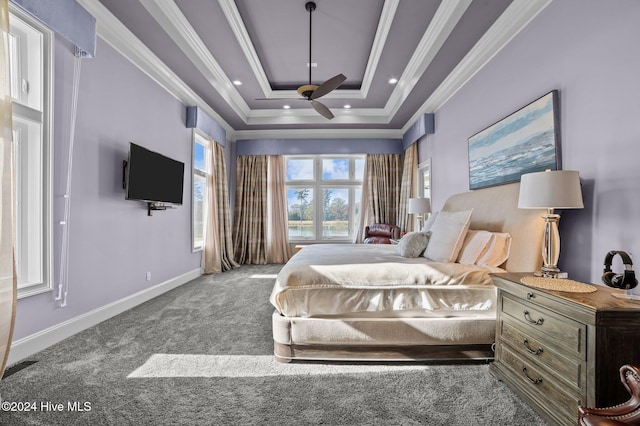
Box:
[602,251,638,290]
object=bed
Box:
[270,182,544,362]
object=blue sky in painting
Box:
[469,93,554,156]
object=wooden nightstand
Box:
[490,273,640,426]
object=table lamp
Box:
[518,170,584,278]
[408,197,431,231]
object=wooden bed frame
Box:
[272,182,544,363]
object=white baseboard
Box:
[7,268,202,366]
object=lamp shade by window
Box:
[408,198,431,214]
[518,170,584,209]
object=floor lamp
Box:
[518,170,584,278]
[408,198,431,231]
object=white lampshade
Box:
[518,170,584,209]
[408,197,431,214]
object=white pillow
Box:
[421,211,438,232]
[423,209,473,262]
[456,230,492,265]
[476,232,512,268]
[396,232,430,258]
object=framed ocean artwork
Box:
[467,90,560,190]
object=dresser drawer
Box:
[501,294,586,355]
[498,344,582,423]
[500,319,583,390]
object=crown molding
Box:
[139,0,250,120]
[359,0,399,97]
[78,0,550,140]
[401,0,553,134]
[245,107,389,126]
[217,0,272,98]
[217,0,399,101]
[75,0,235,135]
[383,0,472,119]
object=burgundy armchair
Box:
[578,365,640,426]
[363,223,401,244]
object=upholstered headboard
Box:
[442,182,544,272]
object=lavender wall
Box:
[13,37,201,340]
[418,0,640,285]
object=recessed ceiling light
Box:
[388,78,398,84]
[343,104,351,109]
[283,105,291,109]
[232,80,242,86]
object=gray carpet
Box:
[0,265,547,425]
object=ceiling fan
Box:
[258,1,346,120]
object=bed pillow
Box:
[476,232,512,268]
[396,232,430,258]
[423,209,473,262]
[421,211,438,233]
[456,230,492,265]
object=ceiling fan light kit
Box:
[297,84,318,99]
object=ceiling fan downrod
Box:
[306,2,316,87]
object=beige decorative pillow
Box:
[396,232,430,258]
[423,209,473,262]
[476,232,512,268]
[457,230,492,265]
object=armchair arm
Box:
[580,415,632,426]
[578,365,640,424]
[391,226,401,240]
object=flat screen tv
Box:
[125,142,185,205]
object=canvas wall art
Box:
[468,90,560,190]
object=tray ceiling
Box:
[79,0,551,140]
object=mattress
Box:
[270,244,503,318]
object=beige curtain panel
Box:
[397,143,417,232]
[365,153,404,226]
[266,156,292,264]
[354,159,369,243]
[233,155,268,264]
[0,0,17,379]
[204,140,238,273]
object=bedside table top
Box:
[492,272,640,313]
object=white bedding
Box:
[270,244,503,318]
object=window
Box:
[286,155,364,242]
[192,132,209,251]
[418,159,431,199]
[10,5,53,298]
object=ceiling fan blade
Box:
[255,97,307,101]
[311,100,334,120]
[310,73,347,100]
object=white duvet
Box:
[270,244,503,318]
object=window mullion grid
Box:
[314,158,322,241]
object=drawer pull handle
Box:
[526,292,535,300]
[523,310,544,325]
[523,339,544,355]
[522,367,543,385]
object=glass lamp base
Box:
[534,270,568,279]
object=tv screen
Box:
[125,142,185,205]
